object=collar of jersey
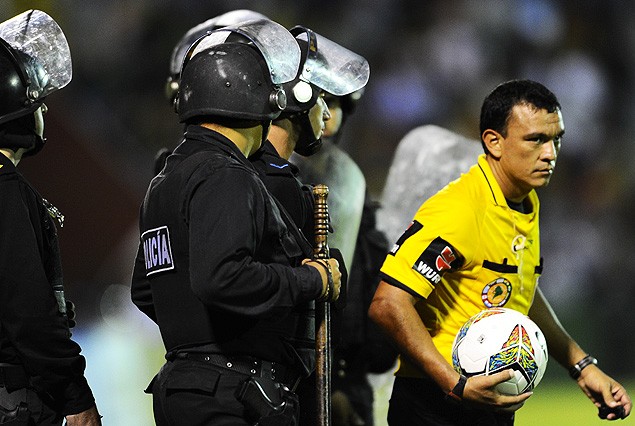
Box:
[476,154,539,216]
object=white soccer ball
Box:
[451,308,548,395]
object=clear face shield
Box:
[183,19,301,85]
[169,10,270,78]
[292,27,370,96]
[0,9,72,103]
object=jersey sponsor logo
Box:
[390,220,423,255]
[414,261,442,284]
[481,277,512,308]
[142,226,175,276]
[436,246,457,271]
[412,236,461,285]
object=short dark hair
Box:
[479,79,561,144]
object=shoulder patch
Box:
[141,226,175,275]
[412,236,462,285]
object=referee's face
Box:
[498,103,564,196]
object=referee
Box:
[369,79,631,425]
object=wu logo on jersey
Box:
[142,226,174,276]
[436,246,456,271]
[413,237,462,285]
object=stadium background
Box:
[3,1,633,424]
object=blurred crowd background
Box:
[4,0,634,424]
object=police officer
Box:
[130,20,342,426]
[154,9,270,176]
[291,88,399,425]
[0,10,101,426]
[247,28,370,424]
[250,25,370,249]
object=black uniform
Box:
[131,125,323,425]
[290,193,397,426]
[250,140,315,239]
[0,154,96,424]
[252,140,397,426]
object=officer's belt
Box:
[170,352,302,390]
[0,364,29,389]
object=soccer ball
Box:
[451,307,548,395]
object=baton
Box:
[313,184,331,426]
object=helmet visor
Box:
[186,19,300,85]
[295,29,369,96]
[0,9,72,100]
[169,10,269,77]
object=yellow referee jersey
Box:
[380,154,542,378]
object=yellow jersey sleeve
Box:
[380,184,479,298]
[378,156,543,376]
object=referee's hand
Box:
[462,369,532,412]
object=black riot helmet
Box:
[323,88,365,144]
[0,40,45,125]
[177,42,285,123]
[176,19,300,125]
[0,10,72,154]
[165,9,269,105]
[278,26,370,156]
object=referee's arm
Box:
[369,280,529,410]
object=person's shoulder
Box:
[427,167,473,203]
[254,153,296,178]
[196,152,265,194]
[0,158,17,177]
[187,148,250,176]
[0,165,33,213]
[174,149,257,198]
[421,165,484,224]
[443,161,489,202]
[0,161,22,191]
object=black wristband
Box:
[446,374,467,403]
[569,355,597,380]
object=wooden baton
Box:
[313,184,331,426]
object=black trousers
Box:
[0,386,61,426]
[149,357,299,426]
[387,377,515,426]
